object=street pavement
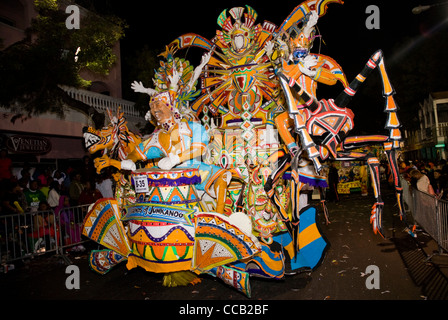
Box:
[2,186,448,307]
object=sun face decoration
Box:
[216,6,262,59]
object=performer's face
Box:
[150,100,172,123]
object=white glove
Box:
[199,51,211,69]
[121,159,136,171]
[158,153,181,170]
[131,80,157,96]
[187,52,211,91]
[299,55,318,77]
[265,40,274,57]
[144,110,152,122]
[168,65,183,92]
[303,55,318,67]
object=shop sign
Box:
[6,135,52,155]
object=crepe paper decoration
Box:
[276,47,406,238]
[162,271,201,287]
[272,205,329,272]
[294,205,329,270]
[277,0,344,32]
[168,33,214,52]
[82,198,131,258]
[165,5,280,165]
[245,164,288,244]
[124,170,200,273]
[78,0,411,297]
[192,212,261,272]
[83,107,142,161]
[123,204,196,273]
[125,251,193,274]
[130,168,208,213]
[281,163,328,188]
[132,168,202,188]
[138,169,207,208]
[122,203,195,226]
[206,265,251,298]
[89,249,127,275]
[125,221,195,273]
[230,241,285,279]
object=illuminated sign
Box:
[6,135,52,154]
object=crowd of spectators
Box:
[399,158,448,200]
[0,151,111,216]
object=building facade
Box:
[402,91,448,161]
[0,0,143,169]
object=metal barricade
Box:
[54,203,91,254]
[412,189,439,243]
[400,175,448,254]
[400,175,414,216]
[1,210,59,264]
[0,203,92,267]
[436,199,448,253]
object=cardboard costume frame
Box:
[81,0,410,297]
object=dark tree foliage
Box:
[0,0,126,128]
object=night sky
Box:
[112,0,446,69]
[102,0,448,133]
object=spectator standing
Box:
[327,161,340,203]
[409,169,435,195]
[52,169,66,186]
[36,167,52,188]
[61,166,72,196]
[68,172,84,206]
[55,195,84,251]
[39,176,53,198]
[32,200,56,251]
[439,159,448,176]
[431,169,448,200]
[18,168,31,189]
[47,180,61,210]
[0,148,13,182]
[79,180,103,205]
[399,161,415,174]
[96,172,114,199]
[1,180,26,214]
[24,180,46,212]
[79,155,97,184]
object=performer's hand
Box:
[290,145,301,158]
[158,153,181,170]
[168,65,183,92]
[94,155,111,174]
[303,55,318,68]
[265,40,274,57]
[199,51,211,68]
[299,55,318,77]
[131,80,157,96]
[144,110,152,122]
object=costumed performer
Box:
[95,68,231,214]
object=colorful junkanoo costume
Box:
[133,91,231,213]
[80,0,410,297]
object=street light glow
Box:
[412,2,448,14]
[412,5,432,14]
